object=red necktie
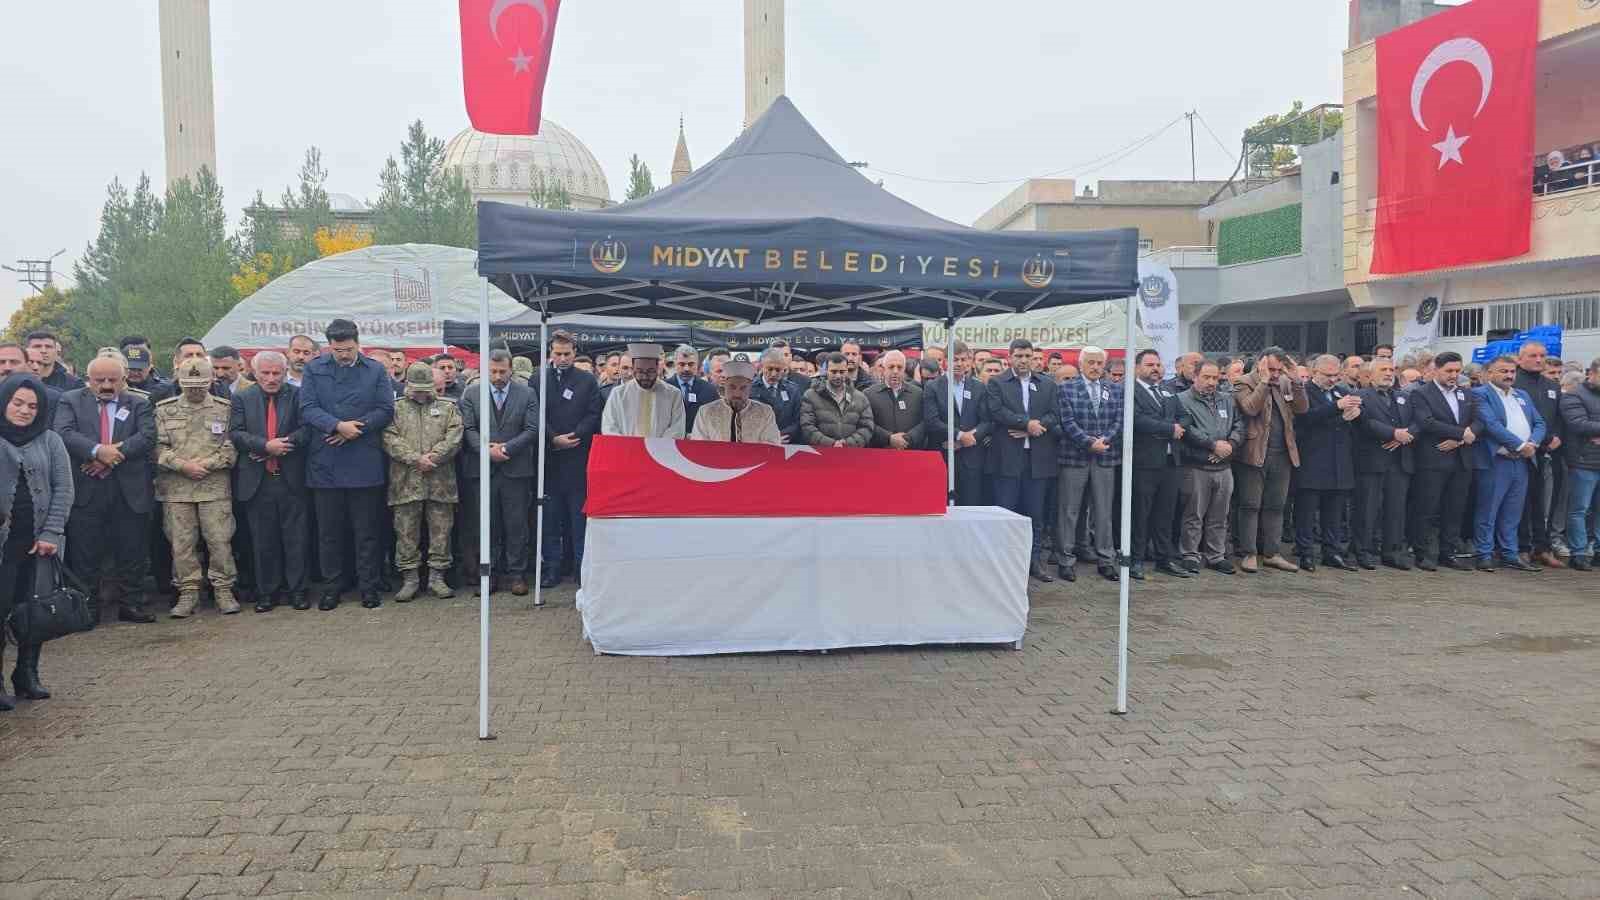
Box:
[100,400,112,443]
[265,396,279,474]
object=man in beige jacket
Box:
[1232,347,1309,573]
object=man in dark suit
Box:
[751,348,805,444]
[229,350,313,612]
[462,349,540,595]
[1129,350,1189,579]
[924,341,990,506]
[864,350,926,450]
[1512,341,1565,567]
[1294,354,1361,571]
[985,338,1060,581]
[1353,357,1417,570]
[665,345,717,433]
[55,353,159,624]
[1409,352,1480,571]
[540,331,604,589]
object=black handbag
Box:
[7,557,92,644]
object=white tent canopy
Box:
[203,243,526,350]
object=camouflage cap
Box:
[404,361,436,394]
[176,357,213,387]
[512,356,534,377]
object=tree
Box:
[313,223,374,258]
[1244,101,1344,178]
[5,285,84,349]
[625,154,655,200]
[372,120,477,247]
[236,147,337,295]
[528,168,573,210]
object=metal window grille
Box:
[1553,294,1600,332]
[1272,324,1303,352]
[1354,320,1378,356]
[1200,324,1231,353]
[1236,325,1266,353]
[1489,299,1544,333]
[1439,306,1484,339]
[1306,321,1328,353]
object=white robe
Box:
[689,399,782,445]
[601,379,686,438]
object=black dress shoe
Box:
[1029,561,1054,583]
[1326,555,1359,572]
[1475,557,1497,572]
[1208,560,1235,575]
[1415,558,1438,572]
[1129,563,1145,581]
[1056,563,1076,583]
[539,569,561,589]
[254,596,275,613]
[1181,558,1200,574]
[290,593,311,611]
[1500,556,1540,572]
[1382,555,1412,571]
[117,607,157,624]
[1299,558,1316,572]
[1439,556,1468,571]
[1155,561,1191,578]
[1357,556,1378,571]
[360,592,383,609]
[318,591,340,611]
[1098,565,1118,582]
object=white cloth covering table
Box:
[577,506,1031,656]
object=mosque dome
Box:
[442,121,612,210]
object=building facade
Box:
[1342,0,1600,364]
[974,178,1233,251]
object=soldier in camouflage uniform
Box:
[382,363,463,601]
[155,357,239,617]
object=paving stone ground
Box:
[2,563,1599,899]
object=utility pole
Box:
[1185,111,1197,182]
[2,249,65,295]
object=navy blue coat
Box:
[750,376,804,444]
[1295,383,1357,491]
[298,354,395,489]
[665,374,717,432]
[541,364,603,480]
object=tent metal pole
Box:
[1114,294,1137,716]
[945,317,957,507]
[531,315,549,610]
[477,278,495,740]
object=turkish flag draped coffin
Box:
[585,436,948,518]
[1371,0,1538,274]
[458,0,562,135]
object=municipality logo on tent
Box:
[591,236,627,274]
[1139,274,1172,310]
[392,268,433,312]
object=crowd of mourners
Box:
[0,318,1596,713]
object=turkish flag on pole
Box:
[585,436,948,518]
[458,0,561,135]
[1371,0,1538,274]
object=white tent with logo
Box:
[202,243,527,351]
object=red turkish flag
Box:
[1371,0,1537,274]
[458,0,561,135]
[585,436,948,518]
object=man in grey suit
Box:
[55,353,158,624]
[461,349,540,595]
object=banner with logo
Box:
[1134,260,1181,373]
[922,291,1154,354]
[203,244,527,351]
[1395,295,1442,360]
[585,436,946,518]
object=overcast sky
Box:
[0,0,1348,323]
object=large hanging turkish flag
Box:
[586,436,948,518]
[458,0,561,135]
[1371,0,1538,274]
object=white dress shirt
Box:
[1495,384,1532,447]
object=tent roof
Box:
[478,97,1138,325]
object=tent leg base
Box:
[1011,639,1023,651]
[1109,708,1129,717]
[478,734,498,741]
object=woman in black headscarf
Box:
[0,373,73,711]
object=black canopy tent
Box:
[467,96,1142,739]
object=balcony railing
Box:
[1534,144,1599,197]
[1144,245,1217,268]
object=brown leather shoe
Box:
[1238,555,1259,574]
[1535,550,1565,569]
[510,578,529,596]
[1263,554,1300,573]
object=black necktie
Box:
[731,406,740,443]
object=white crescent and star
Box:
[1408,37,1494,170]
[488,0,550,76]
[643,439,819,484]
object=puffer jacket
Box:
[1560,381,1600,471]
[382,397,464,504]
[1176,386,1246,470]
[800,386,875,448]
